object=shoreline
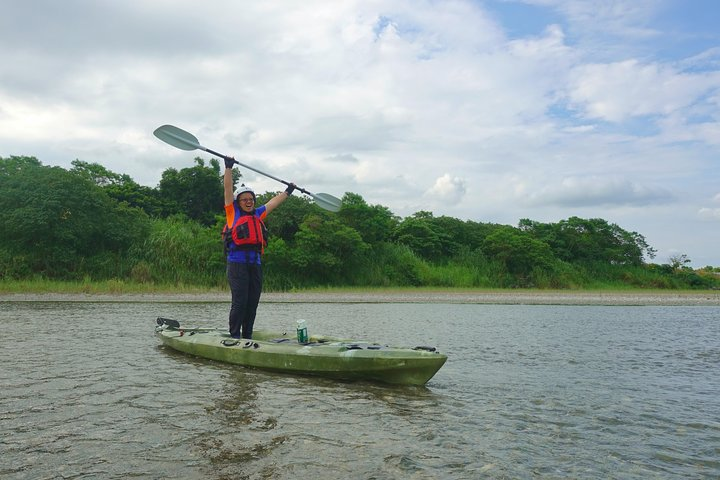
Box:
[2,290,720,306]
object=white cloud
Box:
[425,174,467,206]
[524,0,663,39]
[697,193,720,221]
[566,60,719,122]
[679,46,720,71]
[522,176,674,207]
[698,208,720,221]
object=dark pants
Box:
[227,262,263,339]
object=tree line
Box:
[1,155,717,290]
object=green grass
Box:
[1,278,715,296]
[0,278,226,295]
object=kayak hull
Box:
[155,319,447,386]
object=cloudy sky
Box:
[2,0,719,266]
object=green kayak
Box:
[155,317,447,385]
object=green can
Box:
[296,319,308,343]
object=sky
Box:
[1,0,719,267]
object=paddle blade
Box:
[154,125,202,151]
[311,192,342,212]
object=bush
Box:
[130,216,226,286]
[130,261,153,284]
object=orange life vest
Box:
[222,213,268,254]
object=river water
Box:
[1,301,718,479]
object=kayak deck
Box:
[155,317,447,385]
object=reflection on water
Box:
[187,350,448,479]
[1,301,719,479]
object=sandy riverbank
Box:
[2,290,720,306]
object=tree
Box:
[520,216,655,266]
[0,155,42,176]
[0,157,149,278]
[285,214,369,284]
[158,157,224,225]
[70,159,124,187]
[668,254,691,272]
[71,160,164,216]
[483,226,556,277]
[338,192,398,244]
[256,191,315,242]
[393,213,443,260]
[392,211,463,261]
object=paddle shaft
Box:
[201,146,316,196]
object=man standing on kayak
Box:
[223,157,295,339]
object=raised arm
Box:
[224,160,235,206]
[264,184,296,215]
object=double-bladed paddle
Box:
[153,124,342,212]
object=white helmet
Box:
[234,184,255,200]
